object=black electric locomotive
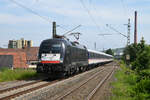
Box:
[37,38,88,75]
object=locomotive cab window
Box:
[51,44,61,53]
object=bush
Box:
[111,64,137,100]
[134,79,150,100]
[123,37,147,65]
[139,69,150,79]
[112,61,150,100]
[132,46,150,71]
[114,37,150,100]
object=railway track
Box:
[0,67,103,100]
[0,77,62,100]
[0,79,44,94]
[86,67,115,100]
[55,66,115,100]
[0,63,115,100]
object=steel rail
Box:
[0,76,51,94]
[0,79,61,100]
[56,67,106,100]
[0,66,102,100]
[0,80,43,94]
[86,67,115,100]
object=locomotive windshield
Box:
[51,44,61,53]
[38,39,66,60]
[40,43,62,54]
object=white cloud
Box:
[0,0,150,48]
[0,13,48,25]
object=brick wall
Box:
[0,52,28,68]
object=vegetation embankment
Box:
[0,68,38,82]
[112,37,150,100]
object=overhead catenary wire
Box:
[56,25,69,31]
[79,0,102,33]
[106,24,127,38]
[88,0,92,9]
[88,0,110,34]
[9,0,51,22]
[63,25,82,36]
[89,0,92,4]
[120,0,129,18]
[9,0,68,31]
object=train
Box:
[36,38,113,76]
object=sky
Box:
[0,0,150,50]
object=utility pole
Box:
[134,11,137,44]
[127,19,131,45]
[52,21,56,38]
[94,42,96,50]
[124,18,131,45]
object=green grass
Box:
[0,68,38,82]
[111,62,138,100]
[111,61,150,100]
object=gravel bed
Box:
[91,65,118,100]
[0,80,36,90]
[0,74,47,91]
[0,81,49,99]
[14,66,106,100]
[63,66,114,100]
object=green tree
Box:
[105,48,114,56]
[120,37,150,100]
[123,43,139,63]
[123,37,146,65]
[132,46,150,71]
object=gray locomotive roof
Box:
[87,49,113,57]
[43,38,65,42]
[42,38,86,49]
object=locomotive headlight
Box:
[60,58,63,63]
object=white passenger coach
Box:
[88,49,113,65]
